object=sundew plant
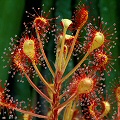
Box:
[0,0,120,120]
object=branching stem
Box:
[61,52,90,83]
[56,93,77,114]
[58,27,67,71]
[62,28,81,74]
[0,102,48,119]
[32,61,55,94]
[24,71,52,103]
[35,29,55,77]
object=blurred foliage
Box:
[0,0,25,82]
[0,0,120,119]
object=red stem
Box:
[51,71,62,120]
[24,72,52,103]
[118,103,120,120]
